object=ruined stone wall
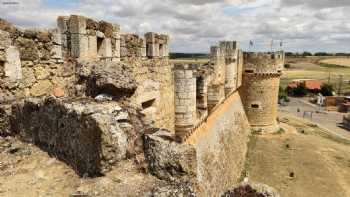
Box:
[10,97,145,176]
[0,20,75,103]
[131,58,175,133]
[146,91,251,196]
[58,15,121,62]
[239,52,284,132]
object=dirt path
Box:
[0,137,160,197]
[246,114,350,197]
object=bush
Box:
[302,51,313,57]
[279,87,290,102]
[292,83,308,96]
[284,64,291,69]
[320,83,334,96]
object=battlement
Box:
[219,41,239,59]
[243,51,284,74]
[57,15,169,62]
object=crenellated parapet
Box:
[56,15,170,62]
[57,15,121,62]
[145,32,170,58]
[220,41,239,96]
[243,51,284,75]
[240,51,285,133]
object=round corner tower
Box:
[239,51,284,133]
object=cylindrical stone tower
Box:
[174,64,197,139]
[239,51,284,133]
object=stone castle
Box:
[0,15,284,196]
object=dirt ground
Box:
[246,113,350,197]
[1,112,350,196]
[0,137,162,197]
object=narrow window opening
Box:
[245,70,254,73]
[251,104,260,108]
[159,44,164,56]
[97,37,104,56]
[142,99,156,109]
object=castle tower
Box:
[174,64,197,139]
[239,51,284,133]
[207,46,225,111]
[220,41,239,96]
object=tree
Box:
[292,83,308,96]
[320,83,334,96]
[302,51,312,57]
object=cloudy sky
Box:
[1,0,350,53]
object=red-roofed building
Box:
[288,79,321,91]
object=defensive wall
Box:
[0,14,284,196]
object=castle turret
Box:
[239,51,284,133]
[174,64,197,139]
[220,41,239,96]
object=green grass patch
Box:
[319,63,348,69]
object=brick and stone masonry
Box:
[220,41,239,96]
[239,51,284,133]
[174,64,197,139]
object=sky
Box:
[0,0,350,53]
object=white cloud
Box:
[0,0,349,52]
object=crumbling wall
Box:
[145,92,251,196]
[120,34,145,59]
[10,97,145,176]
[0,19,75,103]
[75,60,137,99]
[131,58,175,132]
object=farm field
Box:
[282,58,350,94]
[319,58,350,67]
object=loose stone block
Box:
[11,97,138,176]
[4,46,22,82]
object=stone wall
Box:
[58,15,121,62]
[186,91,250,196]
[10,97,145,176]
[145,91,251,196]
[131,58,175,133]
[0,20,75,103]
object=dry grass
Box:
[282,58,350,93]
[246,113,350,197]
[319,58,350,67]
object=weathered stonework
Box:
[10,97,144,176]
[0,14,284,197]
[239,52,284,133]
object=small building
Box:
[287,79,322,92]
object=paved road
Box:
[280,97,350,140]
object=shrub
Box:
[292,83,308,96]
[279,87,290,102]
[284,64,291,69]
[320,83,334,96]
